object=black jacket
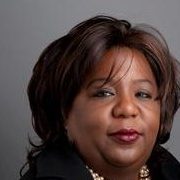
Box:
[20,144,180,180]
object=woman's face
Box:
[66,48,160,172]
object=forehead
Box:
[85,47,156,84]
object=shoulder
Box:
[149,145,180,180]
[20,144,92,180]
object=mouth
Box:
[109,128,142,144]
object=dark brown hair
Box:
[27,15,180,166]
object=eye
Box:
[93,89,115,98]
[135,91,152,99]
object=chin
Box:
[105,149,147,168]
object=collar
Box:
[36,144,93,180]
[149,145,180,180]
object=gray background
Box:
[0,0,180,179]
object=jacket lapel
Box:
[36,144,93,180]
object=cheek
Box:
[144,103,160,142]
[78,107,110,132]
[66,103,110,140]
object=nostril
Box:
[112,100,138,119]
[132,114,137,118]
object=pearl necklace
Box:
[86,165,151,180]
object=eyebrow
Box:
[86,78,155,89]
[86,78,109,88]
[132,79,155,86]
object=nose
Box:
[112,94,138,119]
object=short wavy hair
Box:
[27,15,180,162]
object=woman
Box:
[20,15,180,180]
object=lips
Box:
[109,128,142,144]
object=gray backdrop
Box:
[0,0,180,179]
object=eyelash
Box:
[135,91,152,99]
[92,89,115,98]
[92,89,152,100]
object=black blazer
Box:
[20,144,180,180]
[20,143,93,180]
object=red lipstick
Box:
[109,128,142,144]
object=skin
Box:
[66,47,160,180]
